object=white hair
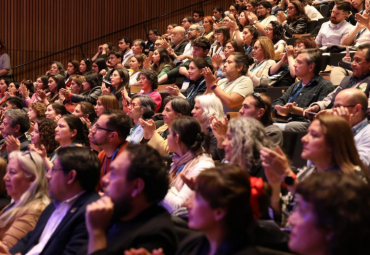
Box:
[195,95,225,126]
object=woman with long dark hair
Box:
[277,0,309,38]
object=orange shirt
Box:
[96,141,129,192]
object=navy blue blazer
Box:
[10,191,100,255]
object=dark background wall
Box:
[0,0,233,81]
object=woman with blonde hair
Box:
[247,36,276,87]
[0,151,49,252]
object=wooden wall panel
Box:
[0,0,234,81]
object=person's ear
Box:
[131,178,145,197]
[257,108,266,119]
[67,170,77,185]
[70,129,78,138]
[175,134,180,144]
[213,208,227,221]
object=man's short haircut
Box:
[259,1,273,10]
[133,39,145,49]
[192,37,211,51]
[57,147,101,192]
[357,43,370,62]
[184,16,194,23]
[193,10,204,17]
[298,48,323,76]
[118,36,132,48]
[192,23,205,34]
[5,97,23,109]
[4,109,30,133]
[335,0,352,13]
[101,110,131,141]
[125,144,169,204]
[109,50,123,60]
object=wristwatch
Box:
[211,84,217,90]
[284,173,297,186]
[253,20,258,25]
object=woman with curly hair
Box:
[277,0,309,38]
[123,69,161,112]
[27,102,46,124]
[216,117,275,181]
[264,21,286,55]
[31,118,59,157]
[31,115,89,170]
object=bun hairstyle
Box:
[170,116,210,153]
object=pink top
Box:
[138,91,162,112]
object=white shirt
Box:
[260,15,277,27]
[315,20,354,47]
[26,192,85,255]
[122,49,134,66]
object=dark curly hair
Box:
[295,172,370,255]
[29,102,46,119]
[137,69,158,90]
[36,118,60,154]
[269,21,285,44]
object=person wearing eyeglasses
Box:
[272,48,334,132]
[0,151,49,253]
[10,147,101,255]
[264,21,287,55]
[247,36,276,87]
[246,1,277,36]
[89,110,131,192]
[315,2,354,48]
[277,0,309,38]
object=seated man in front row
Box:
[83,144,178,255]
[10,147,101,255]
[272,48,334,132]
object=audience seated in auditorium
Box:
[166,57,211,110]
[204,52,254,112]
[159,37,211,85]
[58,74,84,112]
[72,101,97,129]
[10,147,100,255]
[128,54,144,87]
[201,16,214,40]
[247,1,278,35]
[264,21,287,55]
[144,28,161,56]
[272,48,334,131]
[64,59,80,87]
[102,68,129,109]
[45,61,64,76]
[91,42,113,62]
[140,97,190,155]
[0,109,30,162]
[92,58,107,77]
[38,74,66,105]
[61,72,102,106]
[0,151,49,253]
[84,144,178,255]
[126,95,156,144]
[209,26,230,58]
[213,6,225,24]
[79,58,92,76]
[22,75,49,107]
[27,102,46,124]
[144,47,174,78]
[94,95,120,119]
[288,172,370,255]
[277,0,309,38]
[162,116,214,214]
[102,51,123,81]
[192,10,204,25]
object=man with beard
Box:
[246,1,277,35]
[315,1,353,47]
[84,144,178,255]
[89,110,131,191]
[10,147,101,255]
[169,23,203,65]
[168,26,188,57]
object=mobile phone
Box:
[305,111,317,116]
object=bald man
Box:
[319,88,370,169]
[170,26,188,57]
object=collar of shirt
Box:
[352,118,369,134]
[329,20,347,29]
[53,191,85,209]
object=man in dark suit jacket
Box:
[83,144,178,255]
[10,147,101,255]
[0,109,30,162]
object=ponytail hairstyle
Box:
[170,116,210,153]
